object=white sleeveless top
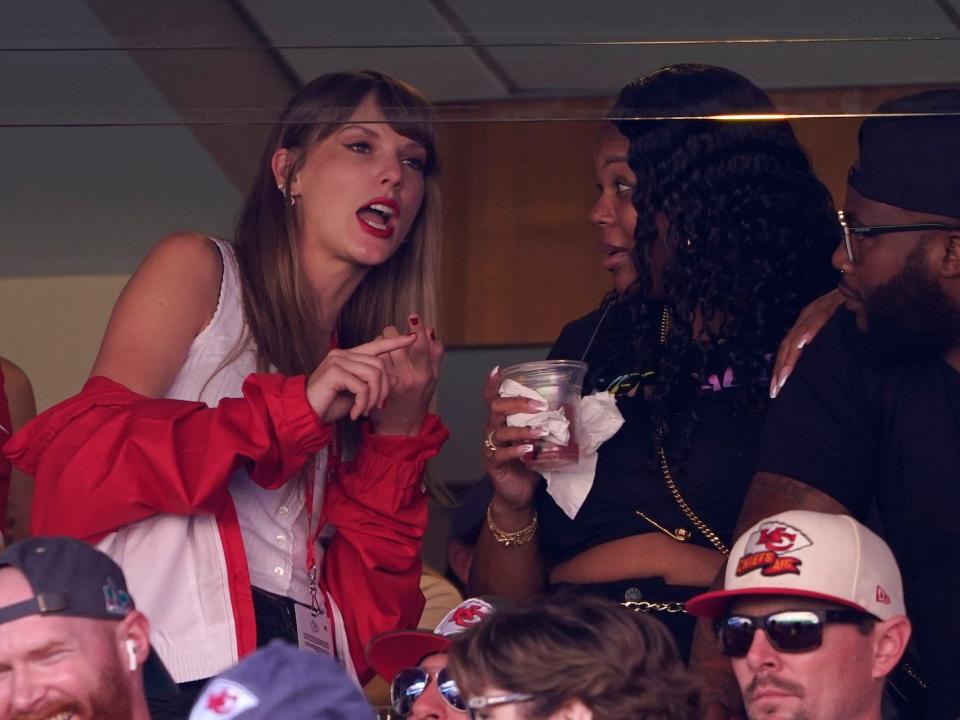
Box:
[166,237,326,602]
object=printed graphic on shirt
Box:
[604,372,647,398]
[736,521,813,577]
[188,679,259,719]
[600,366,736,399]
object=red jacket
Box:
[0,363,11,542]
[4,373,447,682]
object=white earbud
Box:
[126,639,138,672]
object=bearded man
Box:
[724,88,960,719]
[0,537,175,720]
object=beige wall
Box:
[0,275,128,412]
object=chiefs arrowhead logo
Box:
[876,585,892,605]
[736,521,813,577]
[453,604,484,625]
[207,688,237,713]
[435,599,495,637]
[188,680,259,720]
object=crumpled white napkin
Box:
[499,379,570,446]
[499,380,625,520]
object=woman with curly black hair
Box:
[472,64,840,658]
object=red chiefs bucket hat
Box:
[366,597,504,682]
[686,510,905,621]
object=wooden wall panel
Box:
[437,85,946,346]
[437,114,611,347]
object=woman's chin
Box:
[611,269,638,295]
[349,240,400,267]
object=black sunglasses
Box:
[837,210,960,263]
[391,666,465,716]
[715,608,870,657]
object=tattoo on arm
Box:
[735,472,849,539]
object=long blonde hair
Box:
[233,70,440,376]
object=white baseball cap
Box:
[365,597,503,682]
[686,510,905,621]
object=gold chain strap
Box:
[648,307,731,557]
[622,600,687,614]
[655,434,730,556]
[901,662,927,689]
[658,304,671,345]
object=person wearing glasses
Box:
[366,597,502,719]
[694,89,960,719]
[687,510,911,720]
[448,593,699,720]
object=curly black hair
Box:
[586,64,840,440]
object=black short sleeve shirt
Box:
[758,310,960,718]
[537,309,760,567]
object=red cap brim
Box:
[685,587,870,619]
[365,630,452,682]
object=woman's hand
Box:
[367,314,444,436]
[482,368,546,513]
[306,333,418,425]
[770,288,842,398]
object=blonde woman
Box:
[6,71,447,717]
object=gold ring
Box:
[484,430,500,452]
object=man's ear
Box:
[447,539,474,588]
[871,616,911,679]
[117,611,152,669]
[940,230,960,278]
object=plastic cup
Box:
[499,359,587,470]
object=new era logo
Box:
[876,585,892,605]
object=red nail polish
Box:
[409,316,419,326]
[429,329,436,341]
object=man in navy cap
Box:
[0,536,176,720]
[188,641,373,720]
[707,89,960,719]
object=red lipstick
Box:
[356,196,400,239]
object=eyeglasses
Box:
[715,608,871,657]
[837,210,960,264]
[391,667,465,716]
[467,691,535,719]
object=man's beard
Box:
[862,244,960,360]
[11,657,135,720]
[744,673,809,720]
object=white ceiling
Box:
[0,0,239,275]
[2,0,959,120]
[0,0,958,277]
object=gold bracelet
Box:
[486,503,537,547]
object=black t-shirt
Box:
[758,309,960,719]
[536,308,761,570]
